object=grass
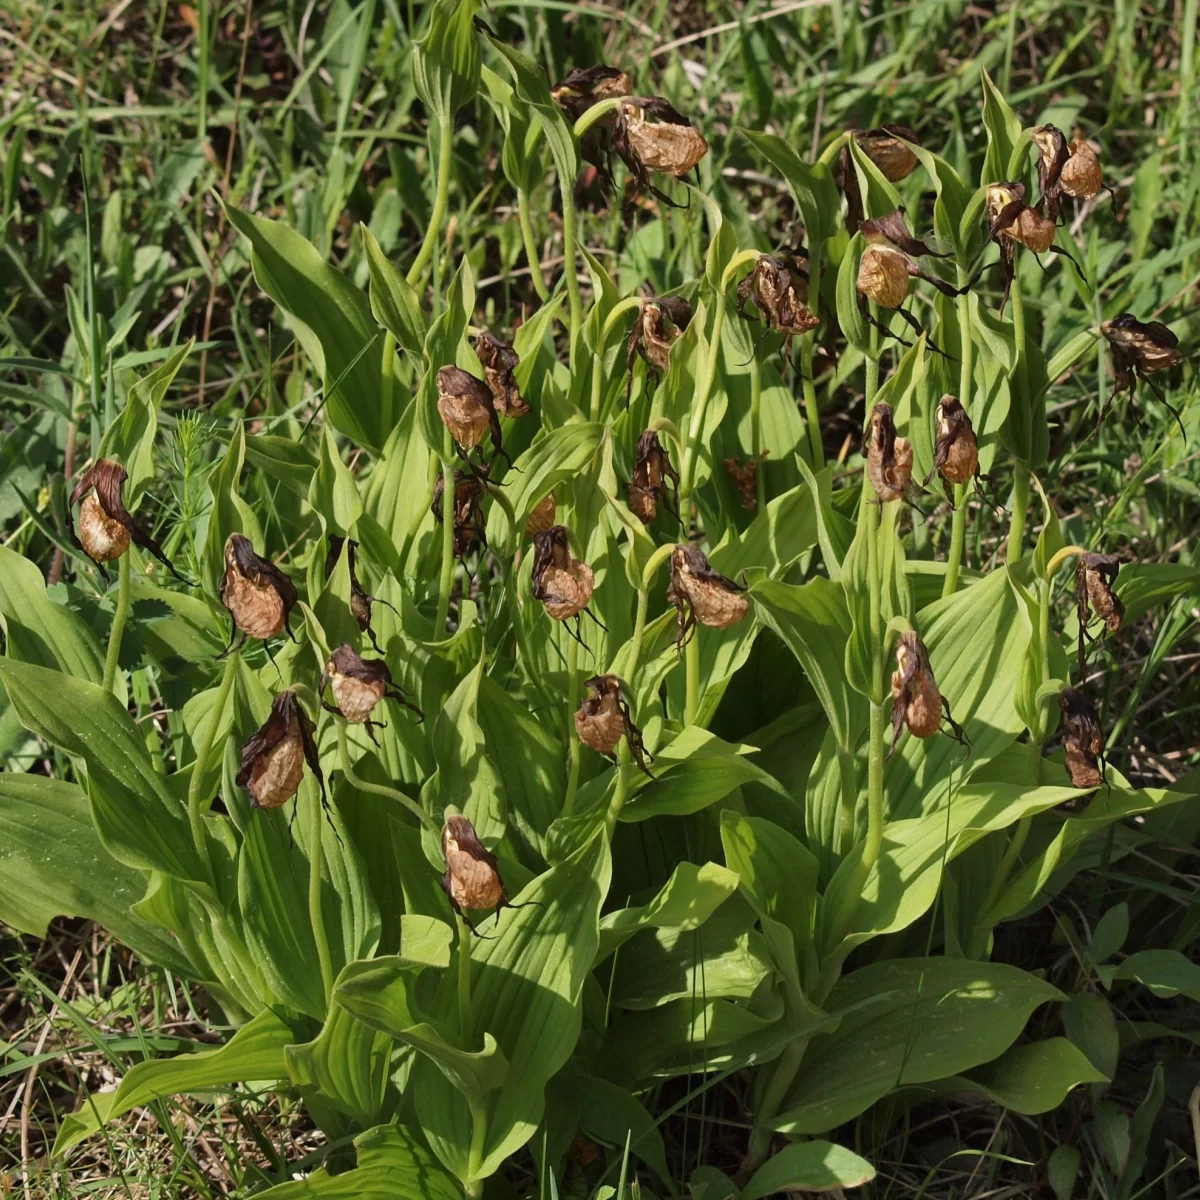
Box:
[1,0,1199,1195]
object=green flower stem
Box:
[604,741,631,836]
[1044,544,1087,581]
[435,428,456,633]
[308,776,335,1005]
[745,1035,810,1174]
[749,356,768,510]
[517,187,549,301]
[684,630,701,728]
[407,122,454,287]
[337,720,437,833]
[185,645,237,880]
[1007,272,1030,564]
[589,347,604,422]
[455,912,473,1039]
[562,636,582,817]
[835,744,858,857]
[800,334,825,471]
[102,552,131,693]
[943,284,975,597]
[625,585,651,683]
[560,182,584,369]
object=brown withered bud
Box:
[724,454,763,510]
[1099,314,1185,437]
[628,429,680,525]
[236,689,325,814]
[473,331,529,418]
[436,365,508,467]
[613,97,708,207]
[431,471,487,559]
[626,295,692,403]
[856,209,961,353]
[1075,553,1124,677]
[319,643,422,743]
[889,632,966,758]
[550,64,632,123]
[440,814,543,935]
[574,674,653,778]
[666,544,749,654]
[931,395,978,486]
[736,254,819,339]
[841,125,921,231]
[531,526,598,647]
[218,533,298,657]
[1058,687,1106,790]
[866,403,914,503]
[325,537,396,655]
[524,493,557,538]
[69,458,188,582]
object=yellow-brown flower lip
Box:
[628,429,680,526]
[530,525,598,636]
[930,395,980,488]
[236,689,325,813]
[575,674,653,777]
[218,533,298,655]
[854,124,920,182]
[68,457,189,582]
[431,470,488,559]
[736,255,819,339]
[1058,686,1106,790]
[866,403,914,503]
[441,814,506,915]
[626,295,691,402]
[523,493,557,538]
[612,96,708,207]
[666,544,748,653]
[473,331,529,418]
[889,632,966,757]
[436,365,508,466]
[319,643,422,740]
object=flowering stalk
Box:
[101,552,131,693]
[943,277,975,596]
[563,637,582,816]
[435,429,456,633]
[337,720,437,833]
[1006,273,1030,563]
[517,188,549,301]
[308,772,335,1003]
[800,335,825,470]
[407,122,454,287]
[748,356,767,509]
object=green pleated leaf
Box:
[307,424,364,538]
[417,259,474,456]
[980,67,1025,187]
[53,1008,293,1156]
[362,224,428,356]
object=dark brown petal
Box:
[859,208,949,259]
[1077,554,1124,639]
[1031,125,1069,201]
[1058,687,1105,789]
[551,64,631,121]
[441,815,505,912]
[866,403,913,501]
[854,126,920,182]
[667,545,748,650]
[736,256,818,335]
[628,429,679,525]
[474,331,529,418]
[431,472,487,558]
[1100,316,1182,374]
[524,494,557,538]
[933,396,979,485]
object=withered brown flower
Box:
[574,674,653,777]
[666,544,748,654]
[626,295,692,403]
[473,331,529,418]
[856,209,961,353]
[613,97,708,207]
[524,493,557,539]
[440,813,543,935]
[628,429,680,525]
[1032,124,1103,223]
[236,689,325,815]
[985,181,1080,313]
[1099,314,1185,437]
[550,64,632,123]
[218,533,298,658]
[319,643,422,743]
[531,525,600,647]
[889,632,966,758]
[1058,686,1106,790]
[866,402,914,504]
[325,536,396,655]
[841,125,921,232]
[925,395,997,506]
[69,458,188,582]
[724,454,763,509]
[431,470,487,559]
[736,255,819,356]
[1075,553,1124,676]
[436,365,508,467]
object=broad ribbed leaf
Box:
[743,1142,875,1198]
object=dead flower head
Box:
[441,814,505,913]
[1032,124,1103,222]
[473,331,529,418]
[724,454,764,509]
[613,97,708,207]
[1058,686,1106,790]
[236,689,324,812]
[985,181,1080,312]
[866,403,914,503]
[431,470,487,559]
[574,674,653,777]
[1099,314,1185,437]
[889,631,966,757]
[666,544,748,653]
[320,643,422,742]
[524,493,557,538]
[436,365,507,466]
[931,395,978,486]
[69,458,188,581]
[841,125,921,231]
[1075,553,1124,677]
[856,209,960,352]
[325,536,395,655]
[736,254,819,340]
[627,295,692,402]
[219,533,298,653]
[531,525,597,629]
[550,64,632,123]
[628,429,680,525]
